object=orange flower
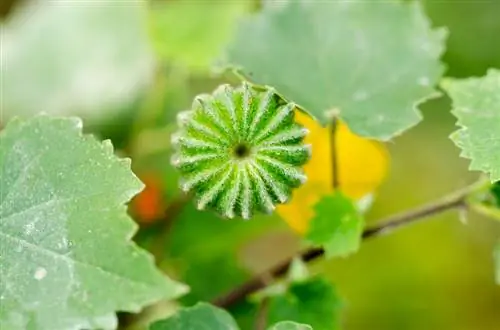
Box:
[131,174,166,224]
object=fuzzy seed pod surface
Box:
[171,83,311,219]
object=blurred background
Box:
[1,0,499,329]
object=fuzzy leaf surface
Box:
[225,0,446,140]
[442,69,500,181]
[0,117,187,330]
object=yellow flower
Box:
[277,111,389,234]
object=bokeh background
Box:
[1,0,499,329]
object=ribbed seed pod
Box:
[171,83,311,219]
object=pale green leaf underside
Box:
[268,321,313,330]
[0,117,187,330]
[149,302,238,330]
[442,69,500,181]
[224,0,446,140]
[2,0,153,121]
[307,193,364,258]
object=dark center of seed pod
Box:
[233,143,251,159]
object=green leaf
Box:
[267,278,342,330]
[306,193,364,258]
[149,1,248,72]
[2,0,154,121]
[268,321,313,330]
[489,182,500,208]
[441,69,500,181]
[495,243,500,285]
[251,258,310,303]
[149,302,239,330]
[0,116,188,330]
[224,0,446,140]
[287,258,309,282]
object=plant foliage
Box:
[0,117,187,330]
[224,0,446,140]
[442,69,500,181]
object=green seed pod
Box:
[171,83,311,219]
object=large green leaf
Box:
[224,0,446,140]
[267,278,342,330]
[268,321,313,330]
[149,302,238,330]
[441,69,500,181]
[306,193,364,258]
[0,116,187,330]
[2,0,154,121]
[148,1,248,72]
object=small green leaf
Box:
[307,193,364,258]
[287,258,309,282]
[2,0,154,121]
[252,258,310,303]
[442,69,500,181]
[224,0,446,140]
[268,321,313,330]
[0,116,187,330]
[148,1,248,72]
[149,302,239,330]
[267,277,342,330]
[495,243,500,285]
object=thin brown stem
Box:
[330,117,340,189]
[362,196,465,238]
[254,297,270,330]
[212,189,470,308]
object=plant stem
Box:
[330,117,340,189]
[255,297,270,330]
[212,189,470,308]
[362,193,466,238]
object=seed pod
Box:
[171,83,311,219]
